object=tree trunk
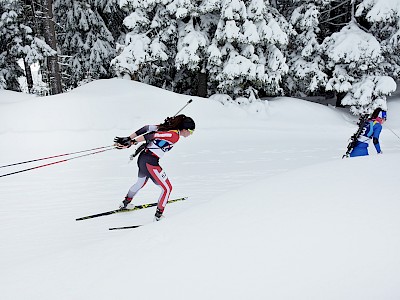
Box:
[336,92,346,107]
[23,58,33,93]
[197,71,207,98]
[42,0,62,95]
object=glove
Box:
[114,136,133,149]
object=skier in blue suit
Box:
[350,108,387,157]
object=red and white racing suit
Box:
[127,125,180,212]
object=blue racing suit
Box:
[350,120,382,157]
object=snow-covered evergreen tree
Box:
[21,1,57,94]
[207,0,293,99]
[0,0,55,92]
[355,0,400,79]
[0,0,25,91]
[54,0,118,89]
[111,0,178,89]
[90,0,127,44]
[21,35,57,94]
[172,0,220,95]
[113,0,293,99]
[284,2,327,97]
[321,21,396,114]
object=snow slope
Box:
[0,79,400,300]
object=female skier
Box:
[114,114,195,221]
[350,108,387,157]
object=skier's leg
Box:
[127,176,149,198]
[146,163,172,216]
[350,144,369,157]
[119,152,150,209]
[120,177,149,209]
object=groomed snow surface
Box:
[1,79,400,300]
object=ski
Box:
[109,225,141,230]
[75,197,187,221]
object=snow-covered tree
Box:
[54,0,118,89]
[111,0,178,89]
[355,0,400,79]
[113,0,293,99]
[93,0,127,42]
[341,75,396,114]
[321,21,396,114]
[318,0,353,37]
[0,0,25,91]
[21,35,57,94]
[0,0,55,92]
[172,0,220,96]
[284,2,327,96]
[112,0,212,95]
[207,0,293,99]
[107,0,398,105]
[20,1,58,94]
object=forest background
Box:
[1,0,400,114]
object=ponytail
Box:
[158,114,195,131]
[158,115,187,131]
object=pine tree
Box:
[173,0,220,96]
[111,0,178,89]
[20,0,57,94]
[54,0,119,89]
[321,20,396,114]
[207,0,292,99]
[355,0,400,80]
[284,2,327,97]
[94,0,127,43]
[0,0,24,91]
[0,0,54,92]
[320,0,352,33]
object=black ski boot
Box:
[119,196,132,209]
[154,208,164,221]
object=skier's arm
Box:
[132,135,145,143]
[114,125,157,149]
[129,132,138,140]
[131,125,158,140]
[125,125,157,144]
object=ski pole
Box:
[386,125,400,141]
[173,99,193,116]
[0,147,116,178]
[0,145,115,169]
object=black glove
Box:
[114,136,132,149]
